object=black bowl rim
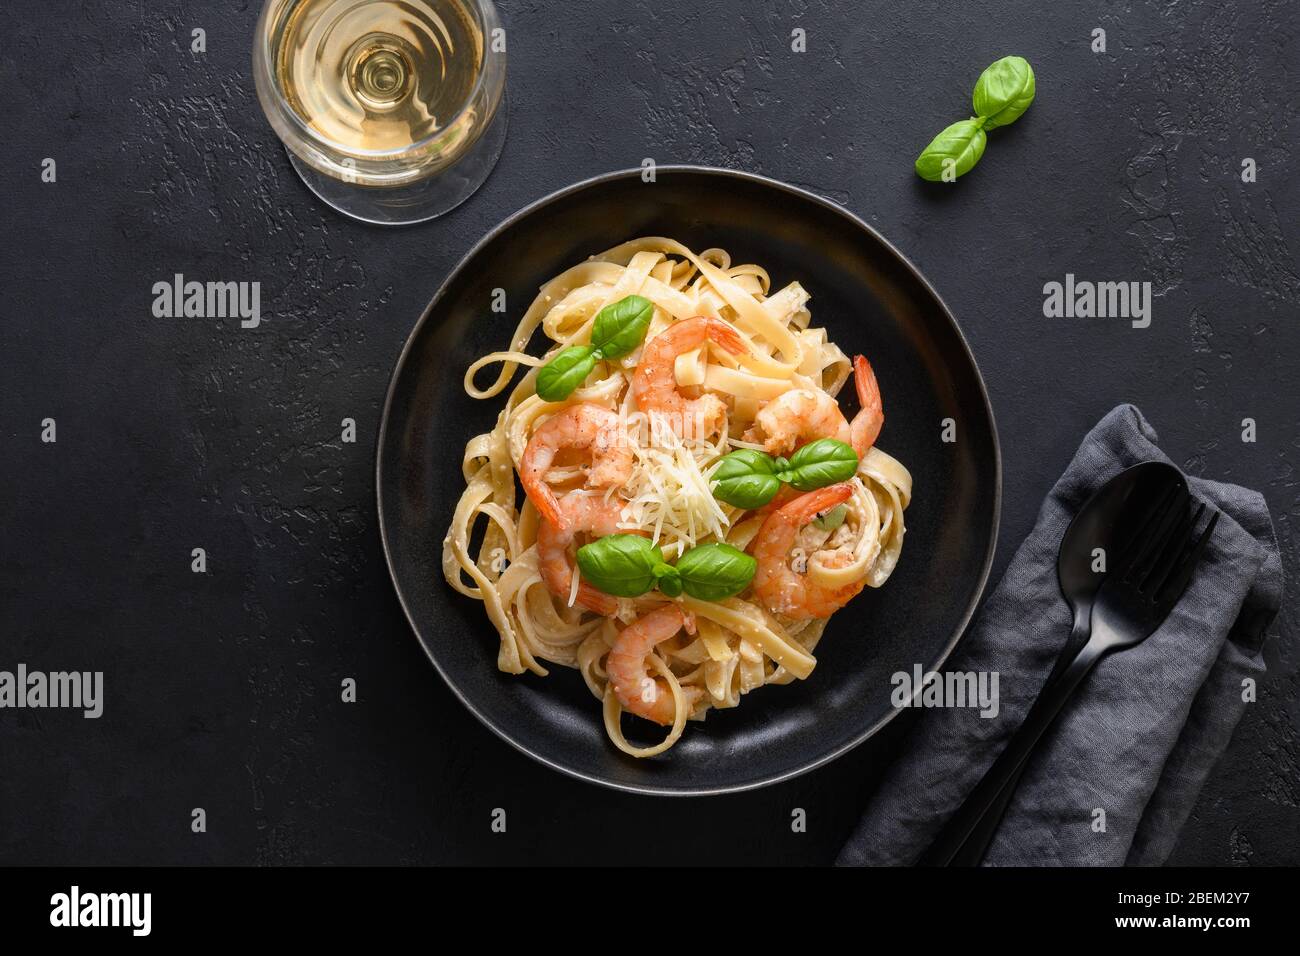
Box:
[376,165,1003,796]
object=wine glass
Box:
[252,0,507,226]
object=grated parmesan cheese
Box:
[618,422,731,553]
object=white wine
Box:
[272,0,484,153]
[253,0,506,222]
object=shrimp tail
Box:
[780,483,853,523]
[851,354,883,455]
[707,318,748,356]
[577,583,618,617]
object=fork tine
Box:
[1114,482,1183,579]
[1125,491,1188,587]
[1120,485,1186,583]
[1143,502,1205,595]
[1157,510,1220,606]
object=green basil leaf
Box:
[812,503,848,531]
[972,55,1035,130]
[710,449,781,509]
[590,294,654,361]
[914,118,987,182]
[653,562,683,598]
[536,345,597,402]
[674,542,757,602]
[778,438,859,491]
[576,534,664,598]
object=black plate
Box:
[377,167,1001,795]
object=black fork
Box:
[920,490,1219,866]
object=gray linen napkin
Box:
[837,404,1282,866]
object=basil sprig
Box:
[709,438,859,509]
[576,536,755,602]
[535,294,654,402]
[915,55,1035,182]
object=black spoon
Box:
[1050,462,1187,685]
[920,461,1187,866]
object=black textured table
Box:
[3,1,1297,865]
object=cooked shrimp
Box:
[750,353,884,458]
[751,484,865,619]
[536,494,625,616]
[752,388,850,455]
[520,404,633,528]
[607,604,703,725]
[632,316,747,437]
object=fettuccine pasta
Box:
[443,238,911,757]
